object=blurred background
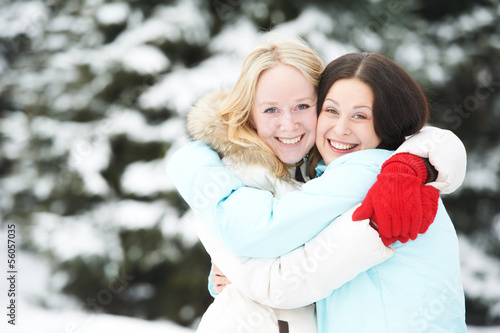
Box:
[1,0,500,332]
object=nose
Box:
[280,112,299,132]
[333,116,351,136]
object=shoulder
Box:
[224,157,301,198]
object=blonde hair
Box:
[219,33,324,178]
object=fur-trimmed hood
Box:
[186,90,275,169]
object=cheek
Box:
[251,114,265,134]
[254,119,277,141]
[315,118,327,144]
[308,118,318,134]
[316,113,330,134]
[363,125,380,148]
[306,112,318,130]
[296,109,317,130]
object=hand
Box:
[352,153,440,246]
[394,127,467,194]
[211,261,231,294]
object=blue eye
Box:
[264,108,278,114]
[297,104,310,110]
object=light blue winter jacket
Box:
[166,140,466,332]
[167,141,388,258]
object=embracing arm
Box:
[395,126,467,194]
[196,206,394,309]
[166,141,388,258]
[351,126,467,244]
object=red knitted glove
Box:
[352,153,440,246]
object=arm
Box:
[196,206,395,309]
[166,141,390,258]
[352,126,467,244]
[395,125,467,194]
[352,153,440,245]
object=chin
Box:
[279,154,303,164]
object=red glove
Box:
[352,153,440,246]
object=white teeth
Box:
[278,135,302,144]
[329,140,357,150]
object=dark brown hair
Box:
[317,52,429,150]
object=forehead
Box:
[255,64,316,101]
[326,78,373,104]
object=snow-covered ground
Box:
[0,250,195,333]
[3,308,194,333]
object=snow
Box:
[139,55,242,113]
[426,63,447,83]
[48,14,83,33]
[459,236,500,315]
[161,210,200,248]
[444,44,466,66]
[108,0,211,48]
[351,27,383,51]
[273,7,335,38]
[96,2,130,26]
[43,33,71,51]
[104,110,187,144]
[29,116,112,195]
[30,212,110,261]
[3,309,194,333]
[0,250,194,333]
[121,159,175,195]
[153,0,212,44]
[121,45,170,75]
[395,43,425,71]
[208,18,261,56]
[463,146,500,192]
[471,6,495,27]
[2,309,195,333]
[306,32,357,62]
[112,199,168,230]
[0,111,30,159]
[434,21,457,42]
[32,175,55,201]
[0,1,49,38]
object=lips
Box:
[277,135,303,145]
[328,139,358,151]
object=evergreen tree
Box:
[0,0,499,328]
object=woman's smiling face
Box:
[316,78,381,165]
[251,64,317,164]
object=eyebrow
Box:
[257,97,315,107]
[325,98,372,110]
